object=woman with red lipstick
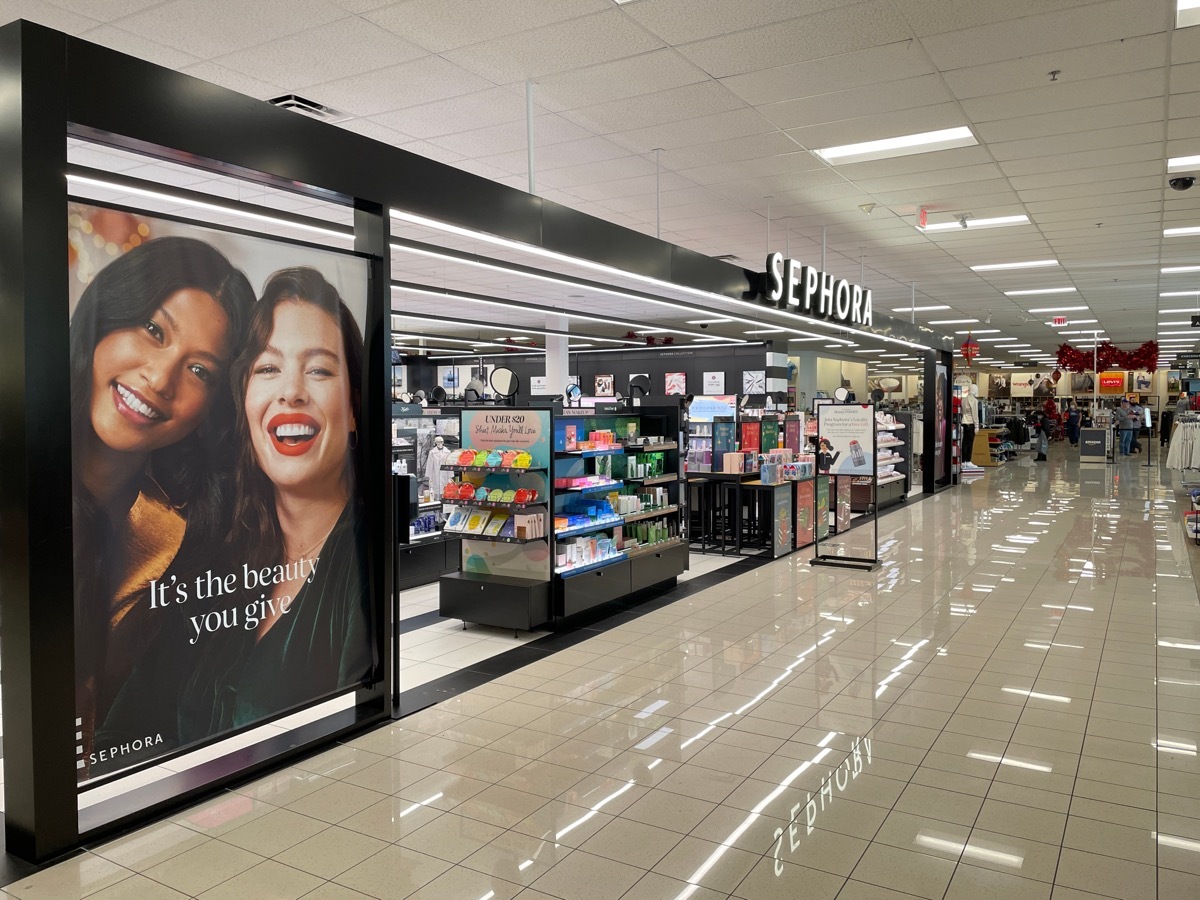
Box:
[71,236,254,768]
[177,267,374,738]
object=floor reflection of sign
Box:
[815,477,829,540]
[772,485,792,558]
[835,477,852,532]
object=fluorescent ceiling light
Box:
[1161,306,1200,313]
[955,329,1000,334]
[1159,321,1194,326]
[854,349,887,354]
[1163,265,1200,273]
[687,318,732,324]
[1168,154,1200,172]
[1158,330,1200,335]
[1027,305,1088,313]
[1004,287,1076,297]
[1166,226,1200,237]
[1161,291,1200,297]
[891,305,950,313]
[814,126,976,165]
[921,215,1030,233]
[1180,0,1200,28]
[569,343,593,348]
[66,173,351,241]
[975,337,1012,342]
[970,260,1058,271]
[744,328,785,334]
[928,318,979,324]
[693,336,730,342]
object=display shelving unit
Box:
[852,411,912,513]
[438,408,553,631]
[552,404,688,618]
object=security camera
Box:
[1170,176,1195,192]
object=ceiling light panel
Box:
[1004,287,1077,297]
[928,318,979,324]
[970,260,1058,272]
[1027,305,1089,313]
[814,126,977,166]
[891,305,950,313]
[921,215,1030,233]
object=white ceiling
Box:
[26,0,1200,374]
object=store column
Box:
[546,313,569,395]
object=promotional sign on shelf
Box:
[530,375,549,395]
[816,404,876,477]
[702,371,725,395]
[68,201,375,784]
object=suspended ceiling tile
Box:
[441,9,663,83]
[759,74,954,131]
[608,107,777,153]
[833,146,994,179]
[659,131,802,170]
[999,143,1163,177]
[117,0,346,57]
[918,0,1162,71]
[989,122,1164,162]
[430,113,593,157]
[1008,160,1163,190]
[308,55,493,117]
[79,24,201,68]
[366,0,609,53]
[569,171,696,202]
[720,40,935,106]
[529,49,710,112]
[178,60,288,99]
[371,87,533,140]
[975,97,1164,143]
[680,153,826,187]
[1016,176,1163,202]
[622,0,862,44]
[894,0,1106,37]
[563,80,747,135]
[675,1,914,79]
[942,32,1165,99]
[963,69,1166,123]
[853,163,1008,194]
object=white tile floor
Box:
[396,553,740,692]
[12,446,1200,898]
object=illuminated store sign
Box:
[763,252,874,328]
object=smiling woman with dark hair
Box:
[70,235,255,768]
[178,267,375,741]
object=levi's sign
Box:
[762,252,873,328]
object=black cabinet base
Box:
[439,571,551,631]
[396,538,461,592]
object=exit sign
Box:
[1053,316,1067,326]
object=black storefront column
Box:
[0,22,81,861]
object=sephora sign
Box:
[762,252,873,328]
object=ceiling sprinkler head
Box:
[958,214,972,230]
[859,203,876,215]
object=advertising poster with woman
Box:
[68,202,375,782]
[934,364,947,478]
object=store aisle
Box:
[10,443,1200,899]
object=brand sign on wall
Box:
[762,252,873,328]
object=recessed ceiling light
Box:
[813,126,976,165]
[1166,226,1200,237]
[928,318,979,324]
[1004,287,1077,297]
[891,305,951,313]
[1161,291,1200,297]
[955,329,1000,334]
[1027,305,1089,313]
[970,260,1058,272]
[1168,153,1200,172]
[1163,265,1200,274]
[1179,0,1200,29]
[921,215,1030,233]
[687,318,732,324]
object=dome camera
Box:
[1170,176,1195,191]
[700,322,709,328]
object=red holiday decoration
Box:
[1051,369,1062,384]
[960,333,980,367]
[1055,340,1158,373]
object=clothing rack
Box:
[1167,415,1200,486]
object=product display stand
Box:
[852,411,911,513]
[439,407,553,632]
[394,474,461,592]
[552,404,687,617]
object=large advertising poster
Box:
[816,404,875,476]
[68,202,374,783]
[934,364,947,479]
[1011,371,1057,397]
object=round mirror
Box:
[834,386,850,402]
[398,391,412,404]
[628,374,651,397]
[565,383,583,404]
[491,366,519,398]
[430,385,447,405]
[464,377,486,400]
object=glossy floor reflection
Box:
[11,445,1200,899]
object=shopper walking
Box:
[1033,408,1050,461]
[1118,399,1138,456]
[1065,401,1081,447]
[1130,400,1144,454]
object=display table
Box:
[972,427,1007,467]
